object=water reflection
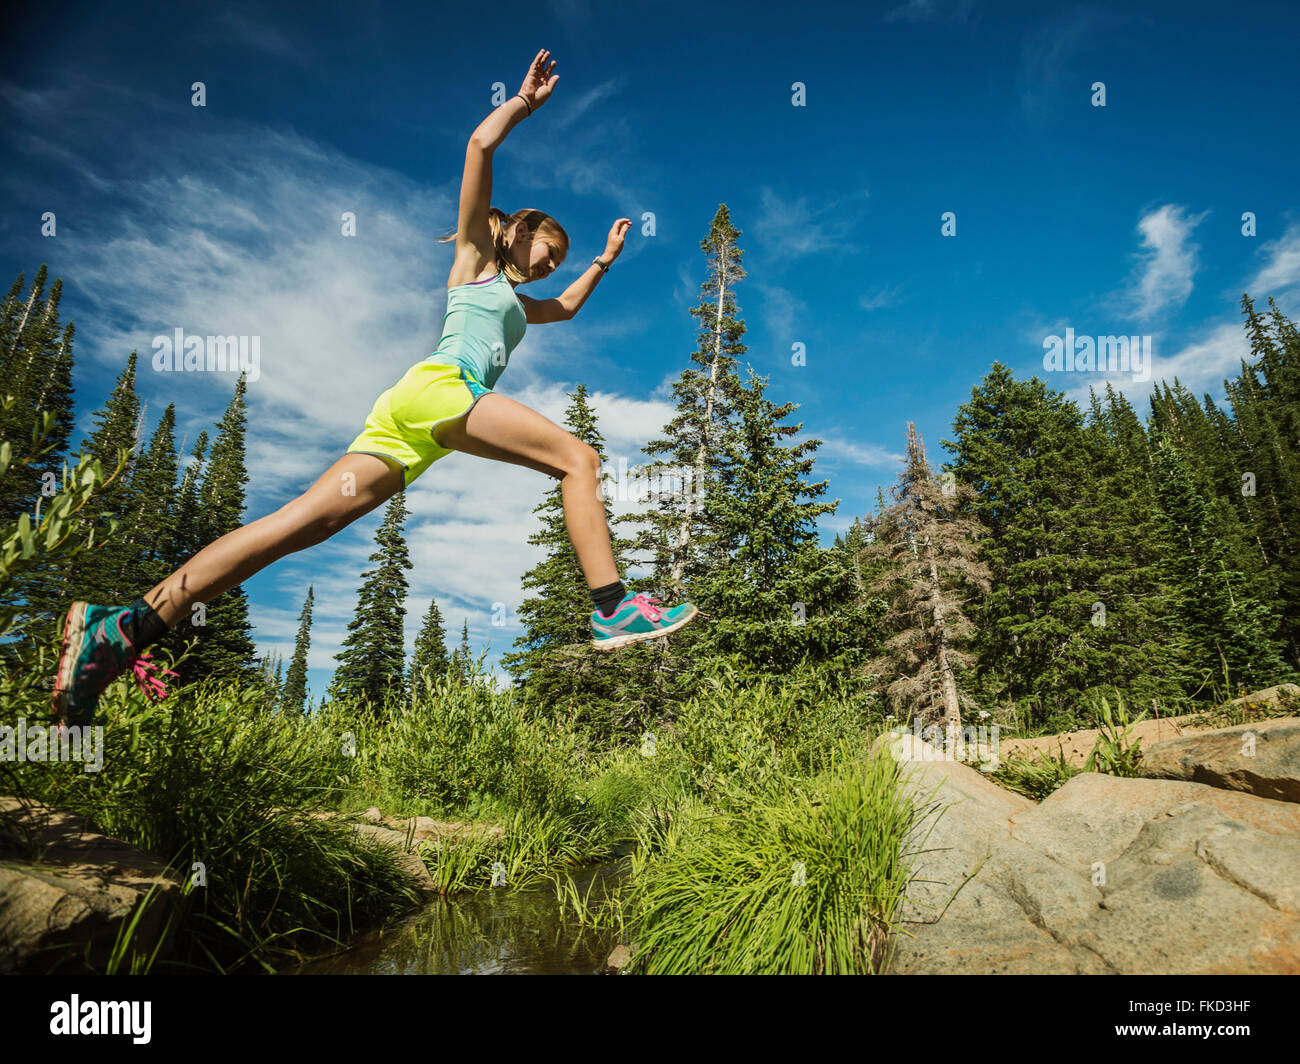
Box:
[292,861,624,975]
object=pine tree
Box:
[1082,383,1186,707]
[943,364,1124,727]
[155,430,209,667]
[1227,295,1300,664]
[60,352,142,606]
[186,376,257,681]
[282,586,315,713]
[407,595,450,702]
[255,650,284,711]
[0,270,79,622]
[124,403,178,593]
[331,492,412,713]
[0,268,75,518]
[628,205,746,598]
[170,430,210,566]
[501,383,650,729]
[451,619,471,685]
[859,424,991,733]
[1150,430,1294,693]
[681,366,854,675]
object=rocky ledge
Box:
[886,716,1300,974]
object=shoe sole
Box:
[591,605,698,651]
[52,602,89,722]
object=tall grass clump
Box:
[319,663,587,821]
[668,656,878,809]
[2,667,419,971]
[992,746,1081,800]
[621,743,919,974]
[1082,689,1147,777]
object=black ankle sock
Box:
[591,580,626,618]
[124,598,171,652]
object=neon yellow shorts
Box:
[346,359,490,488]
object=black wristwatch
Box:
[593,257,610,272]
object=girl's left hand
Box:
[604,218,632,261]
[519,49,559,110]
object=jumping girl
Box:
[52,50,698,726]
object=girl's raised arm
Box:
[455,50,559,272]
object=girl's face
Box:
[511,222,565,282]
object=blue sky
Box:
[3,0,1299,699]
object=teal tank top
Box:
[427,271,527,390]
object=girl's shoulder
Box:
[445,243,499,289]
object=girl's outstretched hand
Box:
[604,218,632,261]
[519,49,558,110]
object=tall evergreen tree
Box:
[282,585,315,713]
[61,352,142,606]
[0,270,78,520]
[943,364,1128,727]
[682,366,858,675]
[155,430,209,667]
[859,424,991,732]
[331,492,412,713]
[1227,295,1300,664]
[170,430,210,566]
[501,384,651,729]
[408,595,450,702]
[124,403,178,593]
[1150,430,1293,692]
[187,376,257,681]
[451,618,471,684]
[0,269,79,622]
[629,204,746,598]
[1096,384,1188,668]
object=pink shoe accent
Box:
[131,653,178,702]
[630,593,663,622]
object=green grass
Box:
[991,746,1081,801]
[2,636,920,974]
[2,662,419,972]
[618,744,920,974]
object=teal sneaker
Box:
[52,602,176,726]
[590,591,698,650]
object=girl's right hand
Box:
[518,49,559,110]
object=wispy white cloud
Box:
[1129,204,1207,320]
[1016,9,1108,122]
[209,9,312,67]
[751,280,807,352]
[884,0,978,24]
[1152,322,1249,391]
[1059,214,1300,409]
[552,77,625,131]
[1247,223,1300,298]
[504,94,643,206]
[751,187,857,259]
[819,436,904,468]
[860,285,902,311]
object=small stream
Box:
[289,859,628,975]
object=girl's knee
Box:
[562,441,602,480]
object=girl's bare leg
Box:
[432,393,620,588]
[143,453,404,626]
